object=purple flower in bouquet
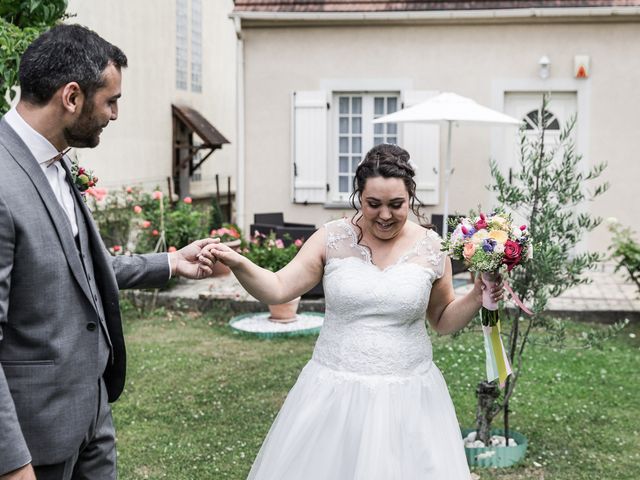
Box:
[482,238,497,253]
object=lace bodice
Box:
[312,218,446,376]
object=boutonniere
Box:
[71,158,99,195]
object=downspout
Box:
[233,14,246,231]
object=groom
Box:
[0,25,216,479]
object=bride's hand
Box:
[198,243,244,270]
[473,274,505,305]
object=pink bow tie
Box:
[45,147,72,167]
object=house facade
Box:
[231,0,640,252]
[65,0,237,205]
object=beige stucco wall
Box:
[240,19,640,252]
[66,0,237,198]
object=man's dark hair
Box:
[19,24,128,105]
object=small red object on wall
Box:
[574,55,590,79]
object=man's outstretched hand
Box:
[0,464,36,480]
[169,238,220,279]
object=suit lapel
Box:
[0,119,95,306]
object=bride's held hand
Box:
[473,274,505,305]
[198,243,244,270]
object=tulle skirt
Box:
[247,359,470,479]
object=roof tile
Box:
[233,0,640,13]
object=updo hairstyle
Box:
[349,143,427,243]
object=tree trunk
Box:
[504,385,510,445]
[475,381,500,445]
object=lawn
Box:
[114,303,640,479]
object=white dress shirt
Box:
[4,107,78,237]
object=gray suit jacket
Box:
[0,118,170,473]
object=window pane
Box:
[190,0,202,92]
[352,157,360,171]
[176,0,188,90]
[374,123,383,135]
[339,176,349,193]
[339,117,349,134]
[387,97,397,113]
[339,137,349,153]
[387,136,397,145]
[339,156,349,173]
[374,137,384,146]
[387,123,397,134]
[352,117,361,134]
[339,97,349,114]
[352,97,362,114]
[352,137,362,153]
[374,97,384,115]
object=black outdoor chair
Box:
[250,212,317,245]
[431,214,470,277]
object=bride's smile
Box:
[359,176,409,241]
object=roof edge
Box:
[229,6,640,26]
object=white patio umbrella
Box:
[373,92,521,235]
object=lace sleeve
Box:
[414,228,447,278]
[324,218,371,264]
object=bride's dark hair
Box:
[349,143,428,245]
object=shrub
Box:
[608,219,640,294]
[244,231,304,272]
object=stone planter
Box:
[268,297,301,323]
[462,428,528,468]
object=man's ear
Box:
[60,82,84,114]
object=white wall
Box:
[66,0,237,198]
[240,19,640,252]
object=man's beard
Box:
[63,101,106,148]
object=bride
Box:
[200,143,502,479]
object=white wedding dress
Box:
[247,219,470,479]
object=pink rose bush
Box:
[244,231,305,272]
[210,224,241,243]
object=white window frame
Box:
[176,0,202,93]
[190,0,202,93]
[175,0,188,90]
[328,92,401,203]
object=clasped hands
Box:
[196,242,242,272]
[168,238,226,279]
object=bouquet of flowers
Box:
[442,210,531,387]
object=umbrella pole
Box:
[442,120,452,237]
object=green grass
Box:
[114,305,640,479]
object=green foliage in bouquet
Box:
[244,231,303,272]
[474,94,620,445]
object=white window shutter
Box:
[401,90,440,205]
[292,91,328,204]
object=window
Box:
[292,89,440,206]
[176,0,188,90]
[191,0,202,93]
[523,108,560,131]
[333,93,399,201]
[176,0,202,93]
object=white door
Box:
[501,91,578,184]
[500,91,588,252]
